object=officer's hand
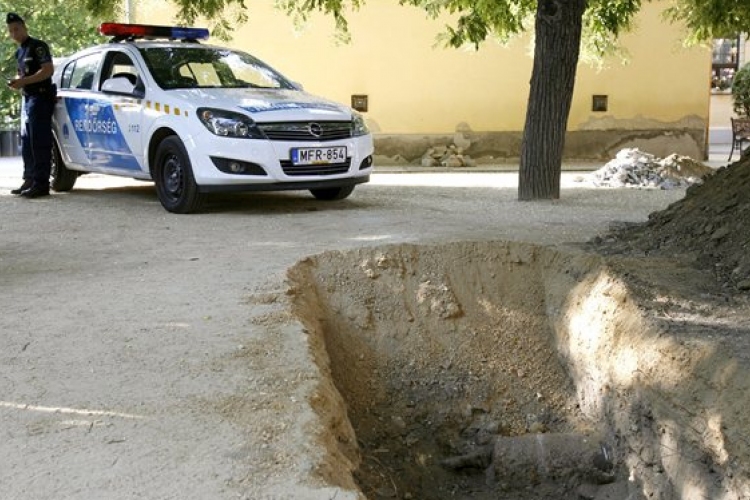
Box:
[7,78,22,90]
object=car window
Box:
[178,62,220,87]
[223,52,281,89]
[62,52,103,91]
[61,61,75,89]
[139,46,295,90]
[101,51,140,86]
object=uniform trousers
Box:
[21,94,55,187]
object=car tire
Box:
[310,185,355,201]
[50,140,77,192]
[153,136,203,214]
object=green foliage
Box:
[77,0,750,52]
[665,0,750,43]
[580,0,640,65]
[274,0,364,44]
[164,0,246,24]
[732,63,750,117]
[79,0,750,61]
[398,0,536,48]
[75,0,119,20]
[165,0,248,41]
[267,0,643,60]
[86,0,249,42]
[97,0,744,66]
[0,0,108,129]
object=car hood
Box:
[166,88,353,122]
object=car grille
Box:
[258,121,352,142]
[280,158,351,176]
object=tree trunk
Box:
[518,0,587,200]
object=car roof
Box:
[119,41,220,49]
[68,40,233,58]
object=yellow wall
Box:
[128,0,709,135]
[571,3,710,130]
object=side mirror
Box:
[290,81,304,91]
[101,76,140,96]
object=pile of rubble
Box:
[421,144,477,168]
[591,148,714,189]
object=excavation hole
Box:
[289,241,611,499]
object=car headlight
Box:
[352,112,369,137]
[197,108,265,139]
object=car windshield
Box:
[138,46,295,90]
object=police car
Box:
[51,23,374,213]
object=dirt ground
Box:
[1,157,749,499]
[590,154,750,290]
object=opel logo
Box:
[308,123,323,138]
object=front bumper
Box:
[182,132,374,192]
[197,174,370,194]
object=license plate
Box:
[291,146,347,165]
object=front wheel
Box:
[153,136,204,214]
[50,140,77,192]
[310,185,355,201]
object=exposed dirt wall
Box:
[544,254,750,500]
[288,241,750,499]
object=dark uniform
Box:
[10,14,55,193]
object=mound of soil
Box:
[590,155,750,290]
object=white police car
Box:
[51,23,374,213]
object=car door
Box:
[56,51,103,170]
[92,49,146,174]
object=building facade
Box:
[127,0,710,162]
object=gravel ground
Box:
[0,157,692,499]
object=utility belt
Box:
[23,83,57,98]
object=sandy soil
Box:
[1,158,747,499]
[287,241,750,500]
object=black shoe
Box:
[20,184,50,198]
[11,179,32,195]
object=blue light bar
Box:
[99,23,210,41]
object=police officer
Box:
[6,12,55,198]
